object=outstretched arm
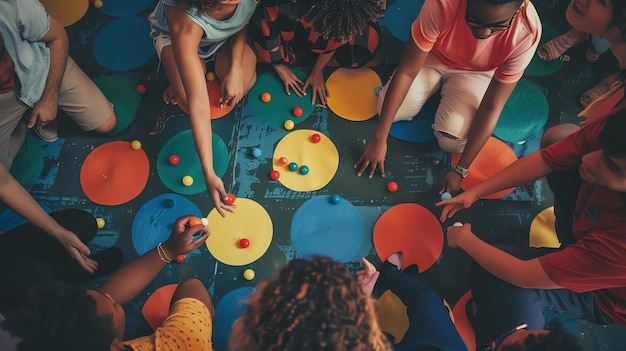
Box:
[441,79,517,194]
[447,223,559,289]
[28,15,68,128]
[303,51,335,106]
[166,6,230,217]
[437,151,554,220]
[355,39,429,178]
[98,216,209,305]
[219,27,248,107]
[0,164,97,273]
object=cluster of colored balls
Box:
[206,72,216,81]
[243,269,255,280]
[223,194,236,206]
[239,238,250,248]
[130,140,142,150]
[387,181,399,193]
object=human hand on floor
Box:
[357,257,380,295]
[163,216,211,257]
[354,137,387,178]
[206,173,235,218]
[435,190,478,222]
[220,67,245,107]
[440,170,463,195]
[54,229,99,274]
[274,64,306,97]
[28,95,59,128]
[303,70,329,106]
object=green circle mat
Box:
[248,68,317,128]
[494,79,549,143]
[157,129,229,195]
[525,23,565,77]
[9,134,43,190]
[94,74,141,135]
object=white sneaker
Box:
[33,120,59,142]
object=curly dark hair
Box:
[230,256,392,351]
[1,283,116,351]
[500,320,582,351]
[176,0,220,15]
[609,0,626,41]
[294,0,383,42]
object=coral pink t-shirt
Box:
[411,0,541,83]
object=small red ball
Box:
[311,133,321,143]
[293,106,303,117]
[269,170,280,180]
[278,157,288,165]
[175,255,186,263]
[136,84,147,95]
[168,154,180,165]
[223,194,236,206]
[387,181,399,193]
[239,238,250,248]
[261,92,271,103]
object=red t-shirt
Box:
[539,117,626,326]
[0,44,15,93]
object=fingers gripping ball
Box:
[243,269,255,280]
[387,181,399,193]
[223,194,236,206]
[200,218,209,226]
[188,216,203,227]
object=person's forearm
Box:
[457,233,558,289]
[41,18,68,101]
[98,247,168,304]
[373,72,415,141]
[467,151,553,199]
[228,28,248,73]
[189,110,216,181]
[311,51,334,75]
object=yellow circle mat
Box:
[529,206,560,249]
[206,198,273,266]
[326,68,382,121]
[40,0,88,27]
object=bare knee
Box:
[436,131,466,153]
[93,112,116,134]
[540,123,580,148]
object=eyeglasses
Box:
[484,323,528,351]
[465,12,516,33]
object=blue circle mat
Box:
[93,16,155,71]
[389,95,439,143]
[213,287,255,351]
[291,195,364,263]
[384,0,425,42]
[98,0,153,17]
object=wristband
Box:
[451,164,469,178]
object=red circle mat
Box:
[373,203,444,273]
[451,290,475,351]
[178,79,234,119]
[451,137,517,200]
[80,141,150,205]
[141,284,178,330]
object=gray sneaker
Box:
[33,120,59,142]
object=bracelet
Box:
[451,164,469,178]
[157,242,172,263]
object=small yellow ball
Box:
[243,269,255,281]
[94,0,103,8]
[96,218,105,229]
[205,72,216,81]
[283,120,295,130]
[130,140,142,150]
[182,175,194,186]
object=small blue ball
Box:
[374,86,382,95]
[299,165,309,175]
[329,194,341,205]
[252,148,262,158]
[440,192,452,201]
[288,162,298,172]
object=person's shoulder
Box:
[517,0,542,36]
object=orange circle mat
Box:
[451,290,475,351]
[373,203,444,273]
[178,79,234,119]
[451,137,517,200]
[80,141,150,205]
[141,284,178,330]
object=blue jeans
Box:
[470,246,612,350]
[380,265,468,351]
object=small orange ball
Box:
[387,181,399,193]
[293,106,303,117]
[278,157,288,165]
[261,92,271,103]
[188,216,203,227]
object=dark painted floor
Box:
[1,0,626,349]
